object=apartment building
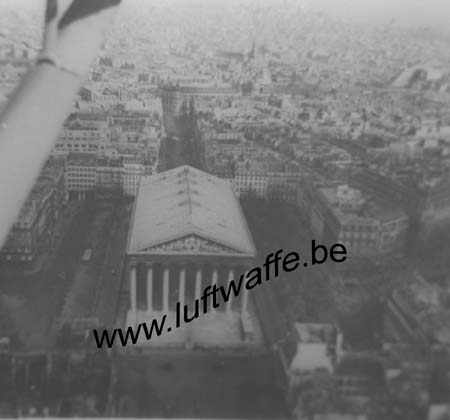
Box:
[311,184,409,258]
[0,159,66,265]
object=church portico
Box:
[127,260,251,320]
[124,166,261,349]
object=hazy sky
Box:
[3,0,450,30]
[303,0,450,28]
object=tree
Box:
[292,369,335,420]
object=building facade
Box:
[123,161,145,197]
[311,184,409,258]
[0,158,66,265]
[65,153,98,200]
[234,161,303,203]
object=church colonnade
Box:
[129,262,250,316]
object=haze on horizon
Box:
[302,0,450,29]
[2,0,450,31]
[170,0,450,30]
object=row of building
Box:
[66,152,154,199]
[214,160,306,203]
[306,183,408,259]
[0,159,66,265]
[0,151,157,266]
[296,165,450,260]
[52,110,160,157]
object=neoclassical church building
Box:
[124,165,262,348]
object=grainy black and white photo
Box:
[0,0,450,419]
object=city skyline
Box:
[0,0,449,418]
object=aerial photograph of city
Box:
[0,0,450,419]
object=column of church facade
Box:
[129,263,250,315]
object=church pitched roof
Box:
[127,165,256,257]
